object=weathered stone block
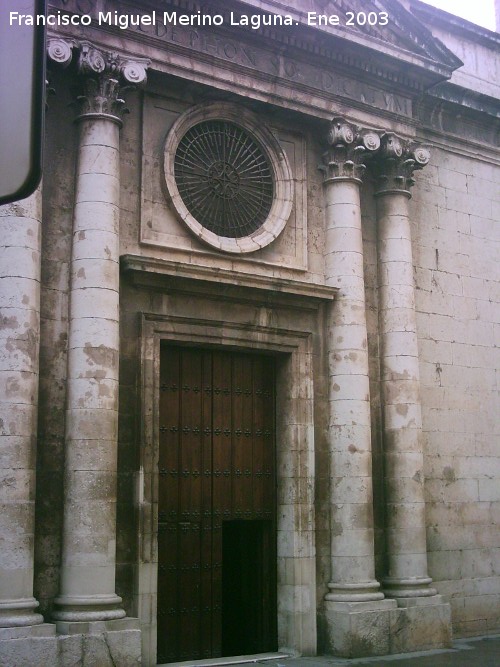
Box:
[389,597,452,653]
[56,619,141,667]
[320,600,396,657]
[0,625,57,667]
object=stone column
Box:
[320,119,395,657]
[0,190,44,629]
[373,135,436,599]
[52,43,148,622]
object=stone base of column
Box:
[319,595,452,658]
[52,594,126,622]
[0,624,58,667]
[0,619,141,666]
[389,595,452,653]
[0,598,44,628]
[55,618,141,666]
[325,581,385,602]
[382,576,437,599]
[319,599,397,657]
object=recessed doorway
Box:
[157,346,277,664]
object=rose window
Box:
[164,103,293,254]
[174,120,274,238]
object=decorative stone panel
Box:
[140,98,307,268]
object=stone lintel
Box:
[121,254,337,308]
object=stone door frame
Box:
[136,312,317,666]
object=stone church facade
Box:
[0,0,499,665]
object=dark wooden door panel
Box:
[157,347,276,664]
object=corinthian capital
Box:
[74,42,149,122]
[320,117,381,182]
[47,38,75,67]
[373,133,430,195]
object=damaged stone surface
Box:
[1,0,499,664]
[0,189,44,629]
[0,619,141,667]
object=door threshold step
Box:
[160,652,289,667]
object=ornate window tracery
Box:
[164,103,293,253]
[174,120,274,239]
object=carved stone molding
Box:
[75,42,149,122]
[47,38,74,68]
[320,117,381,182]
[373,133,430,195]
[47,39,150,123]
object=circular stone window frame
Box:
[164,102,293,254]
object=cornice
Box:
[47,0,461,96]
[426,81,500,119]
[240,0,462,67]
[121,255,337,308]
[225,0,462,86]
[410,0,500,50]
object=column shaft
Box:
[374,137,435,598]
[0,190,44,627]
[322,120,383,602]
[325,180,382,600]
[51,44,148,622]
[53,116,125,621]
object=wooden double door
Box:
[157,347,277,664]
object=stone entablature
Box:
[45,0,461,127]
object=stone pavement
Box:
[257,635,500,667]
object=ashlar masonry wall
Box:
[411,146,500,637]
